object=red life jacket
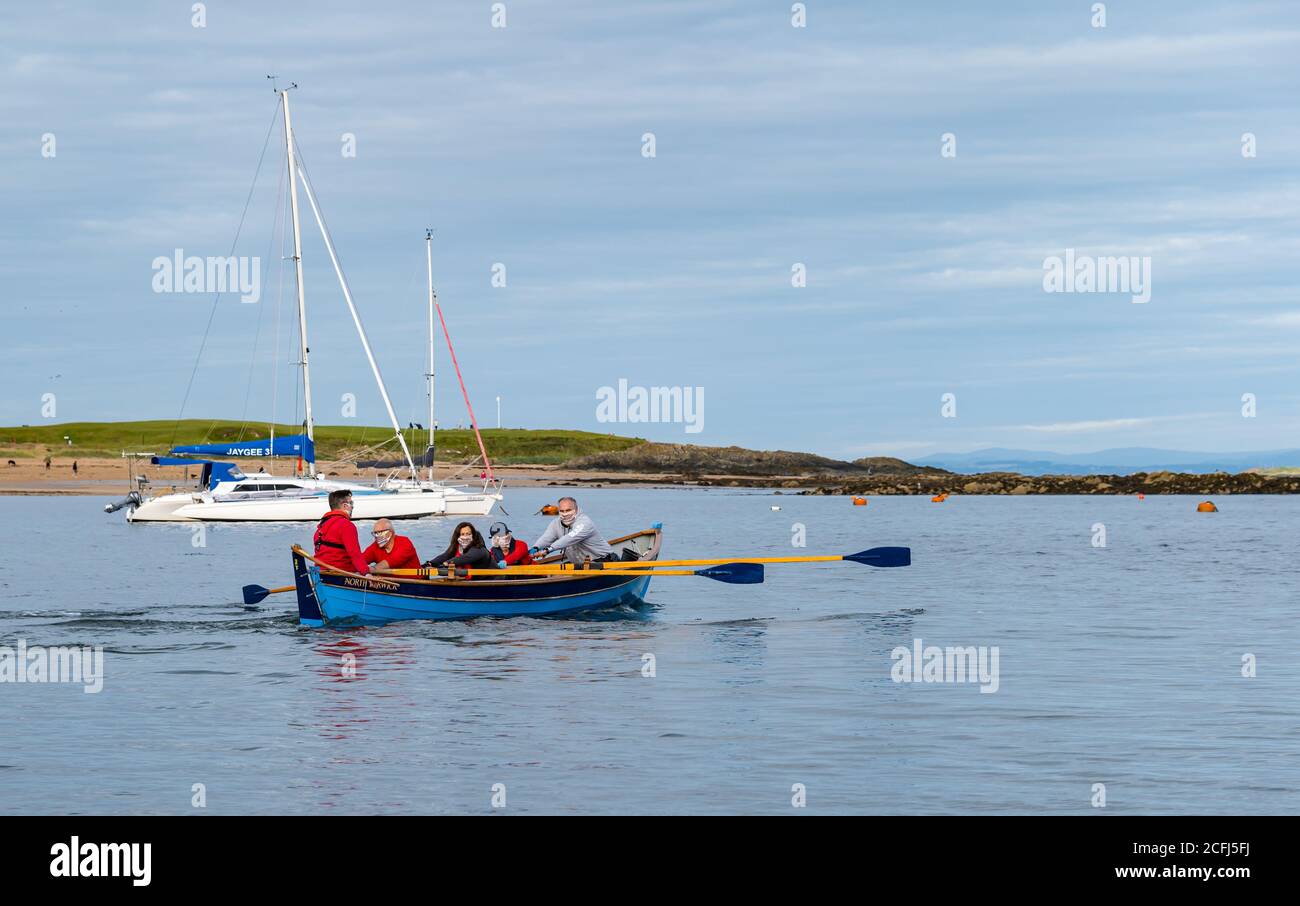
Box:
[313,509,368,573]
[491,538,535,566]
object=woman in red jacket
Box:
[488,522,535,567]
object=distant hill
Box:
[566,443,856,476]
[565,444,949,477]
[852,456,950,476]
[916,447,1300,476]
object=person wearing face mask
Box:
[423,521,493,569]
[362,518,421,571]
[488,522,535,567]
[530,497,615,566]
[313,490,370,574]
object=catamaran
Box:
[111,86,502,523]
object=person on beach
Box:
[362,518,420,571]
[44,456,51,471]
[488,522,534,567]
[424,521,493,569]
[530,497,615,565]
[313,490,370,574]
[72,460,78,475]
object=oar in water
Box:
[508,546,913,570]
[242,584,295,606]
[386,563,765,584]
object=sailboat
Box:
[377,230,501,497]
[115,87,503,523]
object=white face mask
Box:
[559,509,577,526]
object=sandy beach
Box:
[0,456,698,495]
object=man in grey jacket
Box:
[530,496,615,565]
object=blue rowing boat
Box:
[291,527,663,627]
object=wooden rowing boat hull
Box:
[292,527,661,626]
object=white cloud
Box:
[1018,418,1152,434]
[1249,312,1300,327]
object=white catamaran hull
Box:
[432,489,502,517]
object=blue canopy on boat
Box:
[150,457,245,490]
[170,434,315,462]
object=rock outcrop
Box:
[801,470,1300,495]
[565,443,951,478]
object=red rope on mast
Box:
[433,299,494,481]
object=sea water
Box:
[1,489,1297,814]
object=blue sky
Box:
[3,1,1300,459]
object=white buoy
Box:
[771,505,781,511]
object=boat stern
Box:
[291,547,325,627]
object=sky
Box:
[3,1,1300,460]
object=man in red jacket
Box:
[313,490,370,574]
[362,518,420,571]
[488,522,535,567]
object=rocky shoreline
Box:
[797,470,1300,496]
[565,442,1300,494]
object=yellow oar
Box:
[504,546,912,570]
[384,563,764,584]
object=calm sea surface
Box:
[2,489,1298,815]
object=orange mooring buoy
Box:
[1197,500,1218,513]
[1137,493,1145,500]
[537,504,559,515]
[852,497,867,506]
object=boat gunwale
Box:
[292,527,661,589]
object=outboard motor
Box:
[104,491,142,514]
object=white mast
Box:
[425,229,437,482]
[281,88,316,477]
[294,163,420,480]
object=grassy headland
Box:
[0,420,647,465]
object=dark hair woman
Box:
[423,521,493,569]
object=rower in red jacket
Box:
[313,490,370,574]
[488,522,535,567]
[362,518,421,571]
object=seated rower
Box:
[313,490,370,574]
[530,496,615,566]
[363,518,420,571]
[424,521,493,569]
[488,522,535,567]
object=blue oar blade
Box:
[242,584,271,606]
[695,562,764,584]
[845,546,911,567]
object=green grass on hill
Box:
[0,421,647,465]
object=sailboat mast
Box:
[434,230,444,480]
[281,89,316,478]
[294,164,420,480]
